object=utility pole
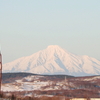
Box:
[65,76,66,84]
[0,51,2,92]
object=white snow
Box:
[2,45,100,76]
[2,75,50,92]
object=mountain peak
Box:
[47,45,61,49]
[46,45,65,54]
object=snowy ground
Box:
[2,75,58,92]
[2,75,100,93]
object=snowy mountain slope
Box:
[3,45,100,76]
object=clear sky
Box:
[0,0,100,64]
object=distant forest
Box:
[2,72,73,83]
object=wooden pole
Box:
[0,53,2,92]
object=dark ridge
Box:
[40,74,74,78]
[2,72,37,77]
[2,72,37,83]
[2,72,74,83]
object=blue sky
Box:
[0,0,100,63]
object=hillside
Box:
[2,72,73,83]
[3,45,100,76]
[1,73,100,98]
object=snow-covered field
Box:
[2,75,50,91]
[2,74,100,92]
[1,74,100,99]
[1,74,75,92]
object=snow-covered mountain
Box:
[3,45,100,76]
